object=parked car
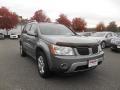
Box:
[88,32,117,49]
[110,35,120,52]
[20,22,104,78]
[77,32,93,37]
[10,33,18,39]
[0,33,5,39]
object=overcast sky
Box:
[0,0,120,27]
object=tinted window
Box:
[39,24,75,35]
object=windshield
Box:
[39,23,75,35]
[92,32,106,37]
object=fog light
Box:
[60,63,68,70]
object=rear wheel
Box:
[37,51,51,78]
[20,45,27,57]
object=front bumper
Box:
[111,44,120,51]
[50,51,104,73]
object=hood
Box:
[42,35,99,47]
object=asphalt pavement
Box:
[0,39,120,90]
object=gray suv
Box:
[20,22,104,78]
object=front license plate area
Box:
[88,59,98,67]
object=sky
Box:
[0,0,120,28]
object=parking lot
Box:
[0,39,120,90]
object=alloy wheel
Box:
[38,56,45,74]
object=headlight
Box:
[98,45,102,52]
[49,44,74,55]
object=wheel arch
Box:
[101,40,106,45]
[35,46,52,70]
[36,47,45,58]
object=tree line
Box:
[0,6,120,35]
[96,22,119,32]
[29,10,87,32]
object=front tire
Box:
[37,51,51,78]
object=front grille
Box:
[77,47,89,55]
[77,45,98,55]
[75,65,88,71]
